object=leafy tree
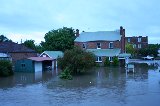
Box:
[0,35,12,42]
[23,40,44,53]
[58,47,95,75]
[138,44,160,57]
[42,27,76,52]
[125,43,136,56]
[23,40,36,50]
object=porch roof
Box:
[87,49,121,57]
[28,57,54,62]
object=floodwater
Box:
[0,62,160,106]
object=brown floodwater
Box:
[0,62,160,106]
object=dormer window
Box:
[97,43,101,49]
[109,42,113,49]
[82,43,86,49]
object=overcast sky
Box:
[0,0,160,44]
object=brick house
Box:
[0,42,37,64]
[74,26,128,65]
[125,36,148,49]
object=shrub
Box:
[104,57,110,66]
[112,57,119,66]
[59,67,73,80]
[0,60,13,77]
[58,47,95,75]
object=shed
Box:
[39,51,63,68]
[15,57,54,72]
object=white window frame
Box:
[96,56,102,62]
[109,42,113,49]
[138,38,141,42]
[133,44,136,48]
[128,38,130,42]
[109,57,113,62]
[82,43,86,49]
[138,44,141,48]
[97,43,101,49]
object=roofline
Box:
[39,52,52,58]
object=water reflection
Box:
[0,70,58,89]
[0,61,160,106]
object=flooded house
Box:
[74,26,130,66]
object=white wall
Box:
[35,62,42,72]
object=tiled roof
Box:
[40,51,63,59]
[75,31,121,42]
[87,49,121,57]
[0,42,36,53]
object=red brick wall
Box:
[125,36,148,49]
[10,52,37,64]
[75,41,121,49]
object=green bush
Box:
[58,47,95,74]
[0,60,13,77]
[104,57,110,66]
[59,67,73,80]
[112,57,119,66]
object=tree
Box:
[23,40,36,50]
[58,47,95,75]
[42,27,76,52]
[125,43,136,56]
[0,35,12,42]
[138,44,160,57]
[23,40,44,53]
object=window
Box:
[43,55,47,57]
[138,44,141,48]
[96,56,102,62]
[97,43,101,49]
[133,44,136,48]
[109,57,113,62]
[128,38,130,42]
[109,42,113,49]
[82,43,86,49]
[138,38,141,42]
[21,63,25,67]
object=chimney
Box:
[120,26,126,53]
[120,26,123,35]
[76,29,79,37]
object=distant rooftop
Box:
[75,31,121,42]
[0,42,36,53]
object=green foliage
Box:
[23,40,36,50]
[0,35,12,42]
[0,60,13,77]
[23,39,44,53]
[138,44,160,57]
[58,47,95,74]
[104,57,110,66]
[42,27,76,52]
[112,57,119,66]
[125,43,136,56]
[59,67,73,80]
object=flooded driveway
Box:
[0,62,160,106]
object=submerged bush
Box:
[58,47,95,75]
[104,57,110,66]
[0,60,13,77]
[112,57,119,66]
[59,67,73,80]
